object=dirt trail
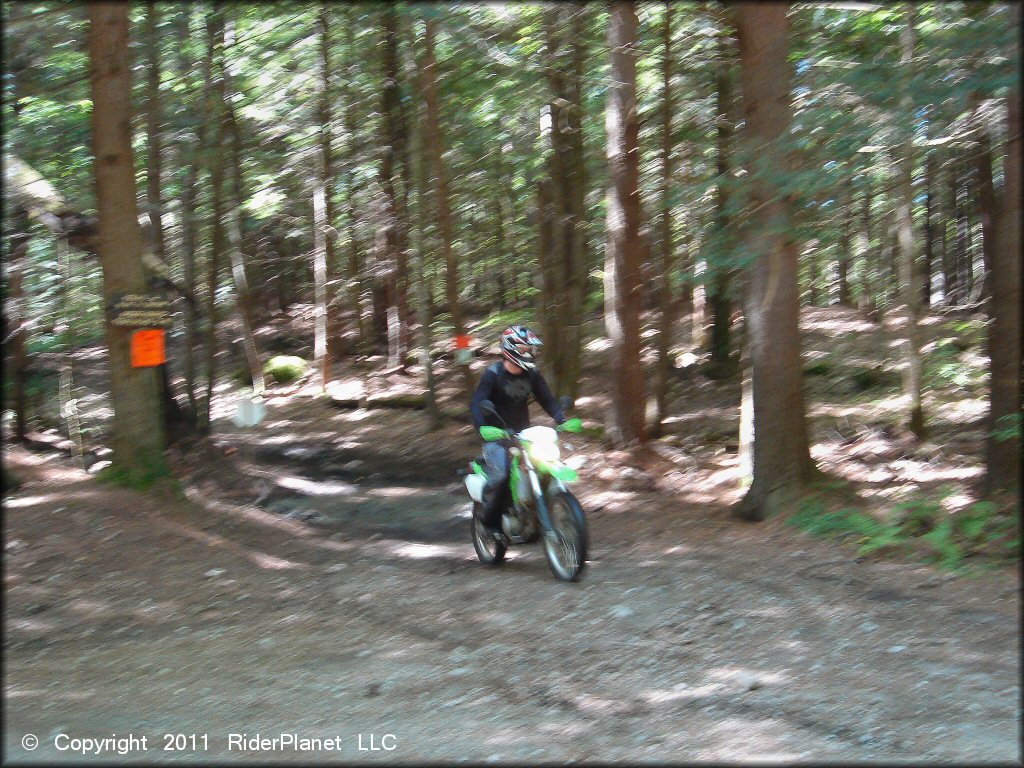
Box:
[3,390,1019,764]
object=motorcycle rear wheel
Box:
[471,502,507,565]
[543,491,588,581]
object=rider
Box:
[469,325,565,535]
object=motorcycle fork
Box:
[521,454,554,534]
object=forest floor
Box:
[3,305,1020,764]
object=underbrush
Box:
[788,487,1020,574]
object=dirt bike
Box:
[461,398,588,582]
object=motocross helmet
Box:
[500,325,542,371]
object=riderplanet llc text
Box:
[228,733,397,752]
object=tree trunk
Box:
[421,16,469,394]
[4,209,31,442]
[895,4,925,439]
[414,22,441,429]
[855,171,873,309]
[604,1,646,447]
[313,3,334,392]
[984,4,1021,497]
[224,18,264,395]
[341,9,371,356]
[144,1,165,265]
[943,159,959,303]
[922,148,935,306]
[650,3,675,437]
[708,21,737,373]
[200,9,226,433]
[88,1,167,480]
[380,7,406,369]
[837,172,852,306]
[733,1,815,521]
[971,105,997,306]
[174,6,200,420]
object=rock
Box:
[282,446,321,460]
[736,673,763,691]
[886,645,906,654]
[731,619,746,631]
[610,605,634,619]
[859,621,880,632]
[258,638,276,650]
[342,460,365,472]
[5,539,25,551]
[204,568,226,579]
[327,564,348,573]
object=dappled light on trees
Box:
[0,6,1020,756]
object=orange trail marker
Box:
[130,329,166,368]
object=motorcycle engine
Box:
[501,513,522,537]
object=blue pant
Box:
[480,441,510,527]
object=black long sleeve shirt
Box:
[470,361,564,433]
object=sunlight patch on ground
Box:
[930,398,987,424]
[888,460,982,483]
[708,666,790,687]
[341,408,374,422]
[941,492,979,514]
[585,337,611,352]
[662,406,738,424]
[388,542,462,559]
[276,476,358,496]
[662,544,694,555]
[250,551,307,570]
[800,316,876,335]
[3,494,60,509]
[641,681,726,705]
[369,486,432,499]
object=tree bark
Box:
[837,172,852,306]
[88,1,167,480]
[922,147,935,306]
[650,3,675,437]
[708,19,737,374]
[895,4,925,439]
[313,3,334,392]
[341,9,371,356]
[421,16,469,394]
[144,1,165,265]
[413,20,441,429]
[200,9,226,433]
[223,17,264,395]
[379,7,406,369]
[733,1,815,521]
[604,1,646,447]
[174,6,200,420]
[4,209,31,442]
[534,4,590,400]
[984,3,1021,497]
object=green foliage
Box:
[262,355,307,384]
[924,335,984,394]
[991,413,1022,444]
[787,491,1020,572]
[473,308,537,336]
[96,454,171,491]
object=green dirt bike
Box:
[462,398,588,582]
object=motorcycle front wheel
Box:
[471,502,507,565]
[543,491,588,581]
